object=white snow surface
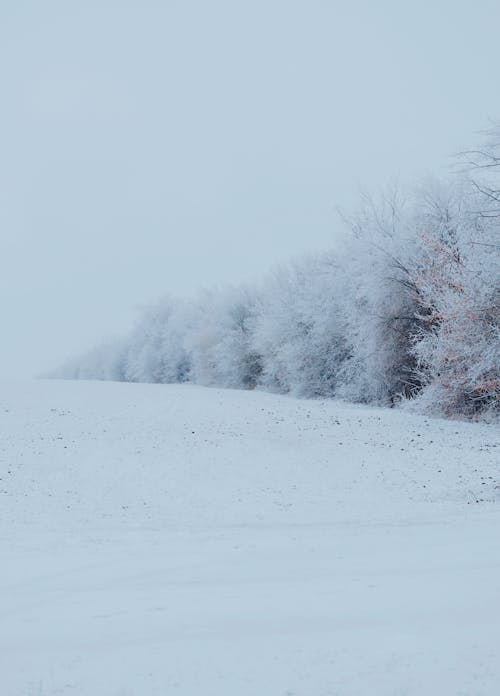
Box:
[1,379,499,696]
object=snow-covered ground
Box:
[1,379,499,696]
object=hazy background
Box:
[1,0,500,377]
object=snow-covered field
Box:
[1,379,499,696]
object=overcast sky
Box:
[1,0,500,377]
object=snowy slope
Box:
[1,379,499,696]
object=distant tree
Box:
[124,297,190,384]
[252,254,349,397]
[186,285,262,389]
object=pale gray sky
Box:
[1,0,500,377]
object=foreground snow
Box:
[1,380,499,696]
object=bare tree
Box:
[461,123,500,223]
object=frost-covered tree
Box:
[124,297,190,384]
[252,253,349,397]
[334,189,425,405]
[186,285,262,389]
[334,179,499,417]
[408,172,499,417]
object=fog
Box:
[1,0,500,377]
